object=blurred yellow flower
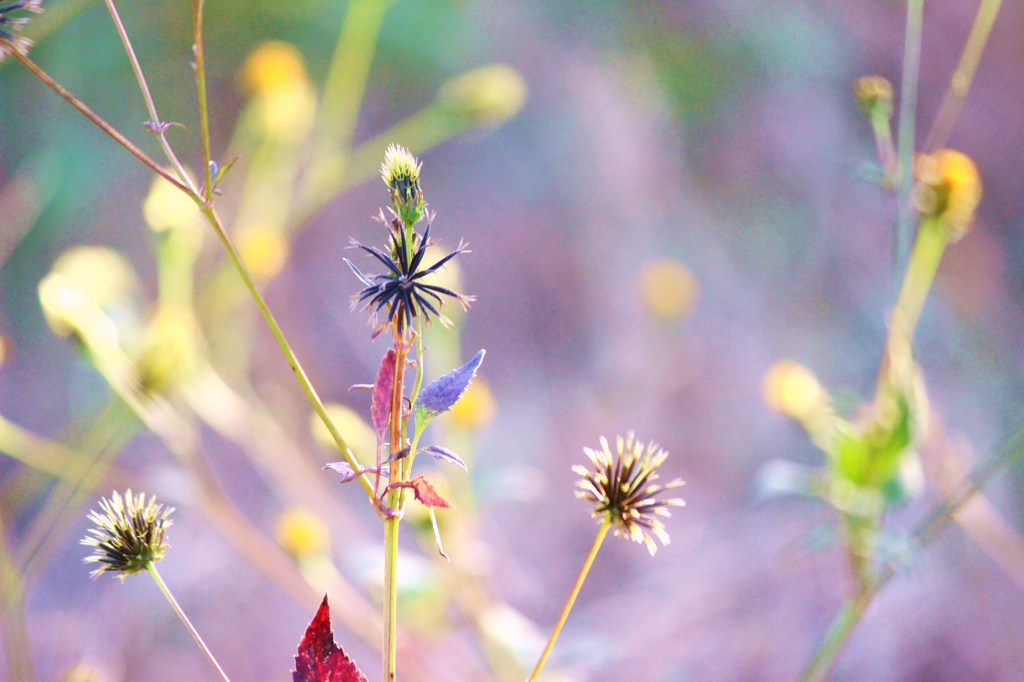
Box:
[853,75,893,119]
[238,226,289,280]
[60,662,110,682]
[240,41,307,96]
[143,176,204,248]
[635,258,699,321]
[449,376,496,430]
[437,64,527,128]
[914,148,982,241]
[763,359,825,421]
[311,403,377,462]
[275,508,329,558]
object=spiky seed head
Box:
[573,433,685,556]
[380,144,425,226]
[0,0,43,61]
[81,490,173,581]
[913,149,982,242]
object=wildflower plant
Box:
[82,491,229,681]
[326,144,484,680]
[529,433,684,681]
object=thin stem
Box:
[102,0,196,191]
[5,43,190,194]
[382,323,409,682]
[924,0,1003,151]
[198,206,377,503]
[0,516,34,682]
[147,562,231,682]
[192,0,214,200]
[528,519,612,681]
[894,0,925,282]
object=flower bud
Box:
[436,64,527,129]
[913,149,981,241]
[380,144,425,226]
[853,75,893,120]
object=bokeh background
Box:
[2,1,1023,680]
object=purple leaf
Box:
[414,350,485,424]
[371,350,396,442]
[420,445,467,471]
[292,595,368,682]
[323,462,389,482]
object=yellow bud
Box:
[635,258,699,321]
[240,41,316,141]
[238,226,289,280]
[763,359,825,421]
[913,149,982,241]
[275,508,329,558]
[449,376,496,430]
[437,64,527,128]
[853,75,893,119]
[60,662,110,682]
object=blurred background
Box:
[1,0,1023,680]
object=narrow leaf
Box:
[414,350,485,425]
[420,445,467,471]
[371,350,396,442]
[292,595,368,682]
[323,462,389,483]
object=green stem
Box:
[198,206,377,503]
[880,217,947,392]
[924,0,1003,151]
[382,514,400,682]
[894,0,925,281]
[5,43,189,194]
[192,0,214,200]
[102,0,196,191]
[528,519,611,681]
[147,562,230,682]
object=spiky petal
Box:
[573,433,685,556]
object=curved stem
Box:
[529,519,611,681]
[147,562,231,682]
[5,43,190,194]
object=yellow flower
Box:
[240,41,307,96]
[914,149,982,241]
[635,258,699,321]
[437,64,528,128]
[763,359,825,421]
[449,376,496,430]
[239,41,315,141]
[275,508,329,558]
[238,226,289,280]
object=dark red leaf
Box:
[293,595,368,682]
[371,350,396,442]
[389,476,452,508]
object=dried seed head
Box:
[81,490,173,581]
[0,0,43,61]
[573,433,685,556]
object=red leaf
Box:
[371,350,396,443]
[293,595,368,682]
[390,476,453,509]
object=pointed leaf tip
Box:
[414,350,485,425]
[421,445,467,471]
[292,595,368,682]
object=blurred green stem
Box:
[0,516,34,682]
[529,519,612,682]
[924,0,1003,151]
[147,562,231,682]
[894,0,924,282]
[802,421,1024,680]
